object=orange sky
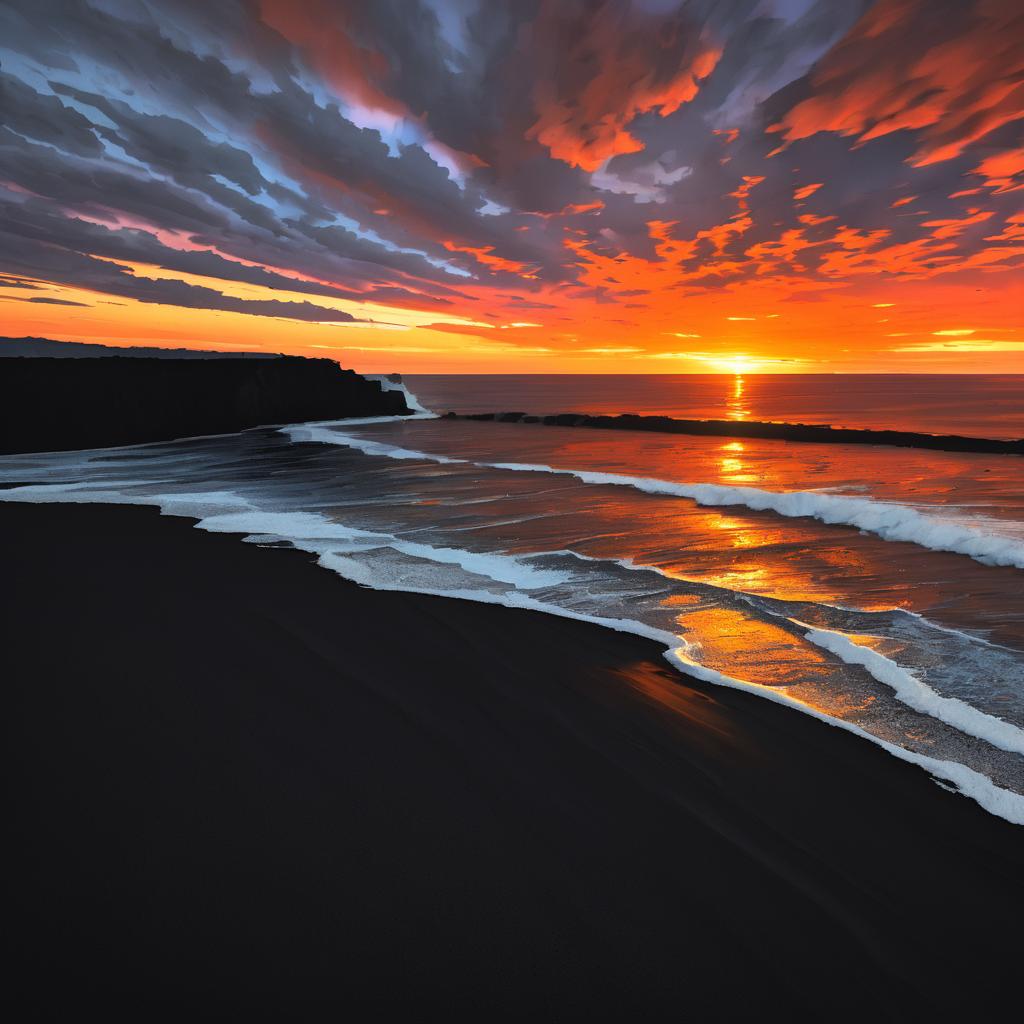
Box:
[6,244,1021,373]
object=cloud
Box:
[522,1,719,172]
[16,295,90,306]
[766,0,1024,168]
[892,340,1024,353]
[0,0,1019,364]
[0,230,361,322]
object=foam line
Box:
[801,626,1024,755]
[665,650,1024,826]
[491,463,1024,570]
[282,424,464,461]
[365,374,434,416]
[198,511,570,589]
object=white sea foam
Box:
[282,424,464,461]
[665,649,1024,826]
[801,626,1024,756]
[198,510,390,541]
[279,424,1024,569]
[365,374,434,416]
[198,510,569,589]
[491,464,1024,570]
[0,481,165,504]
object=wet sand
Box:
[5,501,1022,1020]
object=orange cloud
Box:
[525,2,719,170]
[768,0,1024,169]
[443,241,533,277]
[922,210,994,239]
[984,211,1024,242]
[970,147,1024,193]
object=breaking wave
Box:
[281,424,1024,570]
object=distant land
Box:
[0,336,278,360]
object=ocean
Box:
[408,373,1024,439]
[3,373,1023,822]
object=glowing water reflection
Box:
[727,375,749,421]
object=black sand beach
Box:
[6,502,1022,1020]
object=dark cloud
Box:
[0,70,104,158]
[49,82,270,196]
[21,295,90,306]
[0,229,360,322]
[0,0,1018,328]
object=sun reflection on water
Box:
[718,440,759,483]
[726,374,750,420]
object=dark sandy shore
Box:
[5,502,1022,1020]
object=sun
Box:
[714,354,757,374]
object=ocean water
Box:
[407,373,1024,439]
[2,373,1023,822]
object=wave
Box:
[365,374,434,416]
[201,510,571,590]
[665,648,1024,826]
[801,625,1024,755]
[280,425,1024,570]
[493,463,1024,570]
[532,546,1024,755]
[286,424,463,461]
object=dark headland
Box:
[0,353,409,454]
[5,500,1022,1020]
[449,410,1024,455]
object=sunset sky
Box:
[1,0,1022,373]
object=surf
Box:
[281,423,1024,570]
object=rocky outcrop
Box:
[446,411,1024,456]
[1,356,410,454]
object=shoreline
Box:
[7,501,1023,1018]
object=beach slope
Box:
[5,502,1021,1019]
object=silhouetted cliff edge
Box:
[0,356,410,454]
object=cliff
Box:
[0,356,410,454]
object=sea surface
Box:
[3,373,1023,822]
[408,373,1024,439]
